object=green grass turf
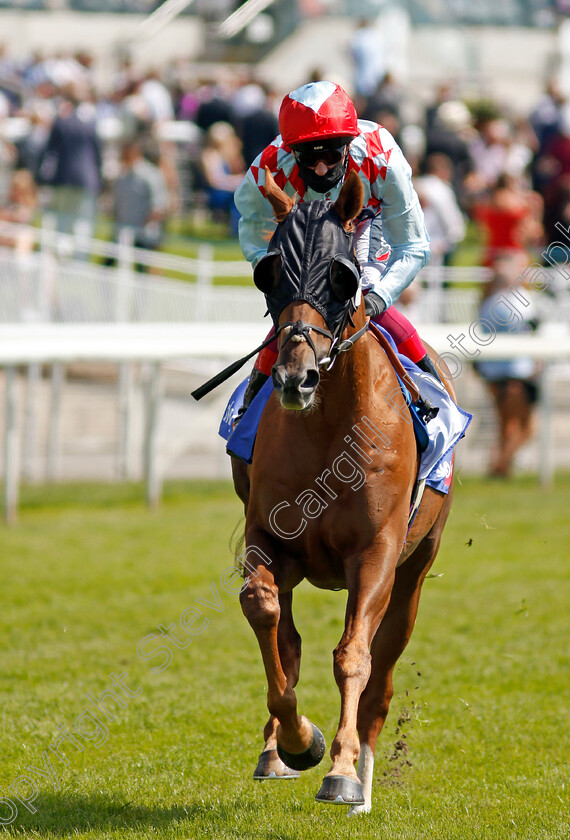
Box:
[0,476,568,839]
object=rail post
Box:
[3,367,19,525]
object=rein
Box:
[191,303,368,402]
[319,320,369,371]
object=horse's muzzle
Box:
[272,365,320,410]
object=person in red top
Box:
[472,173,543,266]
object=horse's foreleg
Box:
[240,548,325,773]
[254,592,303,779]
[350,526,445,814]
[316,545,399,806]
[349,577,423,813]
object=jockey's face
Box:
[292,143,350,193]
[313,150,348,176]
[293,145,348,171]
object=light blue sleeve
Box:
[364,145,430,308]
[234,167,278,267]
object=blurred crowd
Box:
[0,44,283,251]
[352,76,550,270]
[1,40,566,267]
[1,40,569,263]
[2,39,569,477]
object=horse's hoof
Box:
[276,724,326,771]
[253,749,300,780]
[315,775,365,805]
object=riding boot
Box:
[413,354,442,423]
[233,368,269,427]
[417,353,443,384]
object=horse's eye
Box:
[253,251,282,295]
[330,256,360,302]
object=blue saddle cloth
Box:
[219,325,471,495]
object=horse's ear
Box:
[254,250,282,295]
[330,255,360,302]
[264,167,295,222]
[334,170,364,228]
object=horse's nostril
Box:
[272,365,320,396]
[272,366,286,392]
[302,368,320,391]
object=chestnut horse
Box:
[231,169,455,813]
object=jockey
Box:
[233,80,441,421]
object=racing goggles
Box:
[293,145,347,169]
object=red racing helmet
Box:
[279,81,359,148]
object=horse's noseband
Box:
[276,316,370,372]
[190,298,369,403]
[277,320,334,367]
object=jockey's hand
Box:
[364,292,387,319]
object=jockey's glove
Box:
[364,291,387,319]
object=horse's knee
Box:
[333,639,371,686]
[240,577,280,628]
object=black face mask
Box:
[254,199,359,332]
[297,155,349,194]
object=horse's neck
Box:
[323,319,390,422]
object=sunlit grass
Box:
[0,476,568,838]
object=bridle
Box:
[276,299,369,372]
[191,299,368,401]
